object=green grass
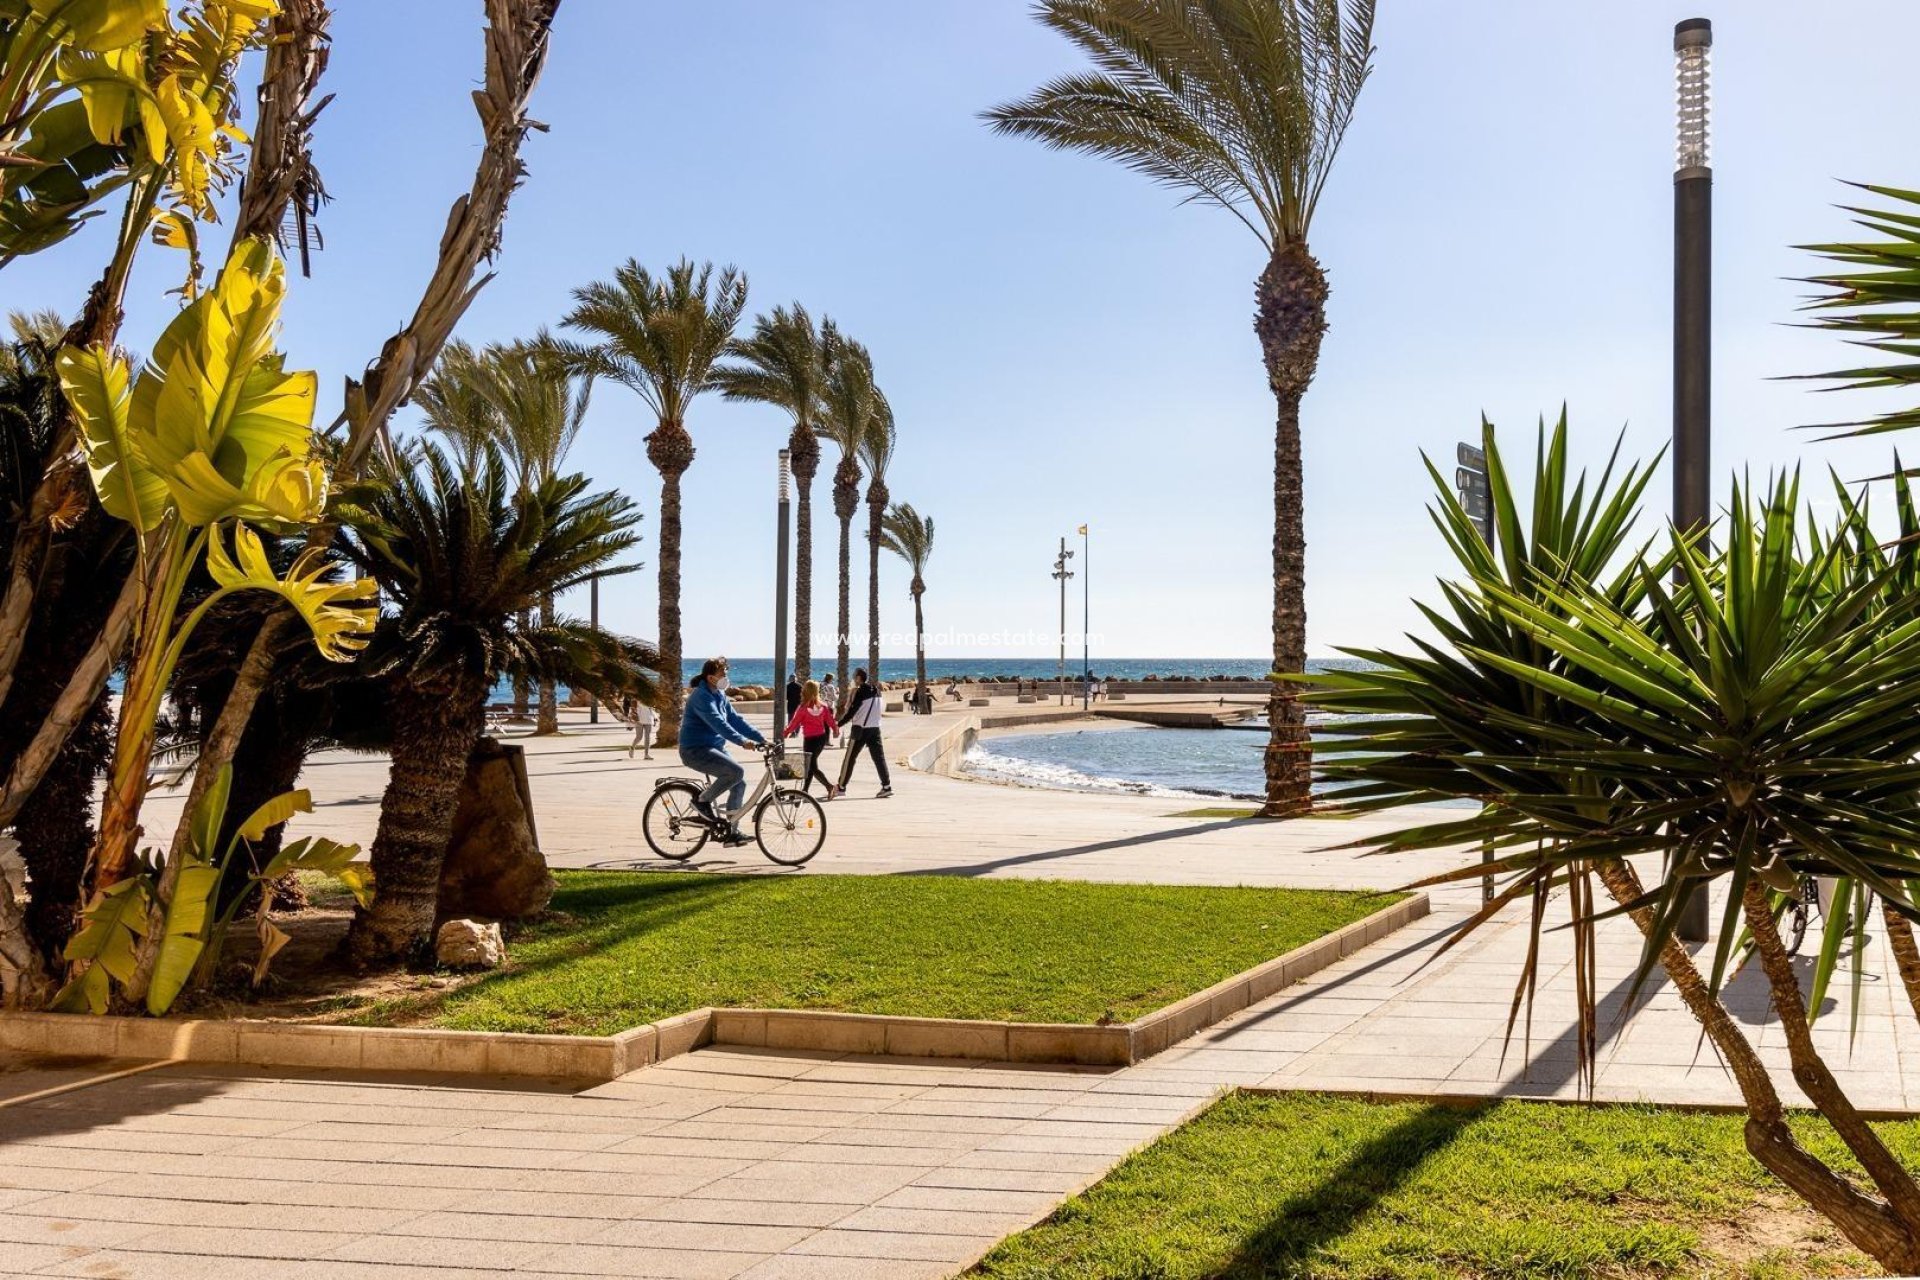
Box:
[353,872,1397,1036]
[975,1092,1893,1279]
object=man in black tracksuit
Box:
[836,668,892,798]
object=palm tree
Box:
[334,442,648,967]
[561,259,747,746]
[418,335,591,734]
[986,0,1376,816]
[879,502,934,706]
[860,394,896,684]
[714,304,828,680]
[820,322,878,694]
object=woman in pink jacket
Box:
[784,680,841,799]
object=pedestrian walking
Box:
[624,695,657,760]
[836,668,892,798]
[783,680,840,799]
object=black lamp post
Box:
[772,450,792,769]
[1673,16,1713,943]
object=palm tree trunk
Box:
[345,678,489,968]
[649,418,693,748]
[790,423,819,681]
[535,592,557,734]
[866,482,887,684]
[1255,242,1328,818]
[912,583,926,705]
[512,615,530,719]
[834,456,860,694]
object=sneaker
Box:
[692,798,717,823]
[876,786,893,799]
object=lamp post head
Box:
[777,448,791,502]
[1674,18,1712,174]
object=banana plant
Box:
[57,760,364,1015]
[0,0,271,270]
[1299,422,1920,1274]
[55,238,374,937]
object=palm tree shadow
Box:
[1218,1102,1480,1278]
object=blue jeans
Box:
[680,745,746,815]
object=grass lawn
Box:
[351,872,1398,1036]
[974,1092,1891,1279]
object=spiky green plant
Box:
[1299,417,1920,1273]
[1795,183,1920,438]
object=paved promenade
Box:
[1,698,1908,1276]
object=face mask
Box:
[713,675,729,693]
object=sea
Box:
[506,657,1372,802]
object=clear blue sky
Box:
[10,2,1918,662]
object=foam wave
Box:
[959,743,1257,801]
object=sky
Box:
[10,1,1920,663]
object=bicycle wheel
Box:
[1783,900,1810,956]
[642,783,711,861]
[755,788,826,866]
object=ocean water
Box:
[494,656,1358,701]
[963,725,1274,801]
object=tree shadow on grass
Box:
[1217,1102,1481,1278]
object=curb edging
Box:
[0,894,1426,1082]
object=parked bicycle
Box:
[641,745,826,866]
[1783,874,1822,956]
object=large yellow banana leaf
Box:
[24,0,167,52]
[203,524,377,663]
[62,239,325,530]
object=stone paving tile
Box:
[384,1209,615,1244]
[689,1162,934,1207]
[829,1204,1035,1238]
[517,1242,766,1277]
[321,1234,556,1270]
[0,1213,157,1250]
[110,1224,364,1259]
[733,1256,952,1279]
[913,1165,1093,1194]
[787,1226,999,1262]
[37,1249,275,1279]
[629,1198,851,1230]
[877,1184,1069,1216]
[586,1217,815,1252]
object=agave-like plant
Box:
[1795,183,1920,438]
[1301,417,1920,1273]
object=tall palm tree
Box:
[561,259,748,745]
[986,0,1376,816]
[820,322,878,694]
[860,394,896,684]
[419,335,591,734]
[714,304,828,680]
[334,442,649,966]
[879,502,934,706]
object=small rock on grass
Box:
[436,918,505,969]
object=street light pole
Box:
[1052,539,1074,706]
[588,572,600,724]
[1673,16,1713,943]
[1080,524,1090,711]
[772,450,792,771]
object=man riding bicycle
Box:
[680,657,766,846]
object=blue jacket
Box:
[680,680,765,752]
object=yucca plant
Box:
[1300,419,1920,1272]
[333,442,652,967]
[1795,183,1920,438]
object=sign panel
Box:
[1457,442,1487,471]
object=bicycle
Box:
[641,745,827,867]
[1783,874,1822,956]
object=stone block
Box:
[709,1009,767,1048]
[883,1018,1008,1061]
[762,1011,888,1055]
[653,1008,713,1060]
